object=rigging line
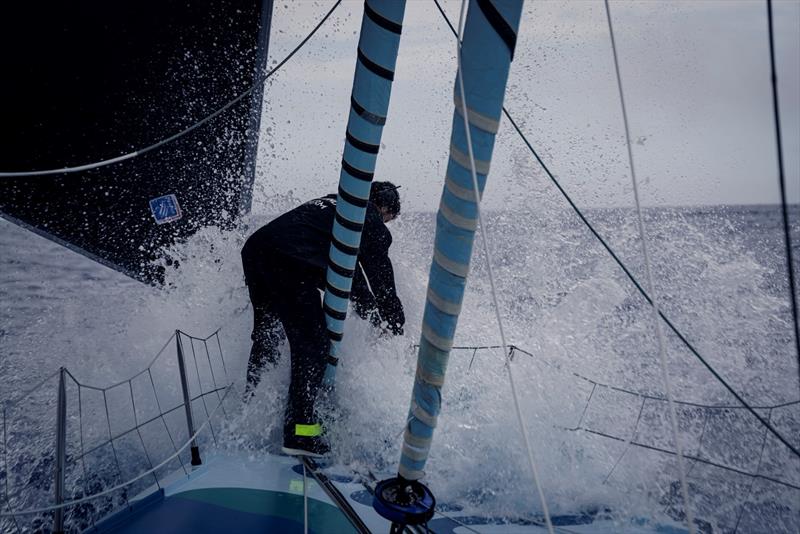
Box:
[450,344,800,409]
[215,332,229,379]
[2,368,61,411]
[0,0,344,178]
[127,381,160,490]
[102,389,132,508]
[603,3,694,531]
[572,426,800,492]
[766,0,800,395]
[302,462,309,534]
[64,331,176,391]
[300,457,372,534]
[0,384,234,517]
[732,409,773,533]
[147,368,188,475]
[429,0,800,460]
[454,2,554,533]
[188,337,218,445]
[2,412,23,534]
[68,387,229,463]
[76,386,92,518]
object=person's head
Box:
[370,181,401,223]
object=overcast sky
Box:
[253,0,799,211]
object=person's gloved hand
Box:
[382,320,403,337]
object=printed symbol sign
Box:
[149,194,182,225]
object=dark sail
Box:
[0,0,273,283]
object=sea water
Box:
[1,205,798,532]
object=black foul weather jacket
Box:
[242,195,405,335]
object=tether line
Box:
[0,0,343,178]
[766,0,800,396]
[604,1,694,530]
[430,0,799,459]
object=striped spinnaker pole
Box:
[399,0,523,480]
[322,1,406,386]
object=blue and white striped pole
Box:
[322,1,406,386]
[399,0,523,481]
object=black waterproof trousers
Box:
[242,251,328,435]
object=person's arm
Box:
[359,251,405,336]
[351,263,380,327]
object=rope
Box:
[127,381,160,490]
[601,396,647,485]
[202,338,228,419]
[446,346,800,415]
[2,411,23,533]
[68,387,228,464]
[454,1,554,532]
[65,332,176,391]
[0,384,233,517]
[572,426,800,492]
[0,0,343,178]
[429,0,799,460]
[2,368,61,411]
[303,462,309,534]
[75,385,93,528]
[765,0,800,395]
[732,409,773,532]
[101,389,132,508]
[449,344,800,491]
[186,335,217,446]
[603,2,694,531]
[147,369,188,476]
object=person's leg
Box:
[245,302,282,392]
[274,276,329,455]
[242,250,283,395]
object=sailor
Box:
[240,181,404,456]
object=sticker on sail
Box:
[149,194,183,224]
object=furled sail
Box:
[322,0,407,383]
[399,0,524,481]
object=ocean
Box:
[1,204,798,532]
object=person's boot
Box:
[282,422,330,457]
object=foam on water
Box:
[1,203,799,532]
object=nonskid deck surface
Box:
[89,451,688,533]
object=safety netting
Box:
[0,330,235,533]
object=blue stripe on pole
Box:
[325,295,348,315]
[429,261,467,309]
[352,67,392,118]
[442,188,478,221]
[447,157,488,193]
[399,0,523,481]
[339,175,373,200]
[349,99,386,128]
[332,223,362,249]
[434,212,475,268]
[365,1,403,35]
[344,142,379,172]
[418,339,451,381]
[336,200,368,226]
[327,316,345,334]
[329,245,358,272]
[422,300,459,349]
[327,268,354,293]
[451,112,498,166]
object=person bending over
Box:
[240,181,404,456]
